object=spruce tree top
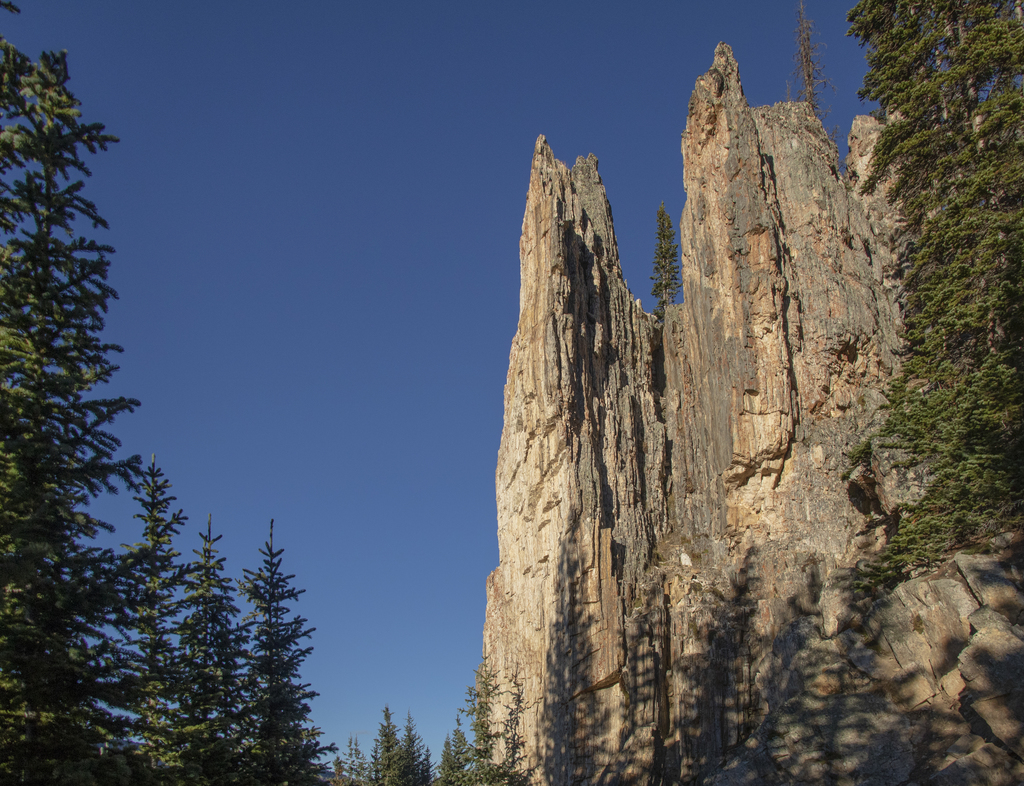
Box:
[650,202,680,321]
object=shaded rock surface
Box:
[483,43,1024,785]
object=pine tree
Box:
[434,723,471,786]
[331,735,371,786]
[793,0,834,123]
[400,711,432,786]
[650,202,680,321]
[369,706,406,786]
[123,459,189,778]
[848,0,1024,575]
[0,7,142,782]
[177,515,249,786]
[239,520,336,785]
[454,662,528,786]
[433,732,466,786]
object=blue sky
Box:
[7,0,875,765]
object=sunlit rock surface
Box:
[483,43,1024,786]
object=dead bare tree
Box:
[793,0,834,124]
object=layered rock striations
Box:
[484,44,1024,785]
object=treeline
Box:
[0,5,335,783]
[117,462,336,785]
[330,664,528,786]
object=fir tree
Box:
[123,459,189,778]
[400,711,432,786]
[848,0,1024,575]
[454,662,528,786]
[369,706,405,786]
[0,7,142,782]
[331,735,371,786]
[650,202,680,321]
[434,735,455,786]
[239,520,335,785]
[433,729,470,786]
[793,0,834,123]
[177,515,249,786]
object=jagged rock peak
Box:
[485,46,906,785]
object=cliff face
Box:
[483,44,1024,785]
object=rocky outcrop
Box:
[482,43,1024,785]
[711,539,1024,785]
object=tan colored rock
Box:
[862,577,977,698]
[958,626,1024,697]
[483,44,905,784]
[483,136,666,785]
[955,553,1024,624]
[971,691,1024,759]
[929,742,1024,786]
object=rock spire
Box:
[484,43,910,784]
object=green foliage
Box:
[177,516,249,786]
[332,735,371,786]
[369,706,406,786]
[0,12,338,784]
[434,727,471,786]
[848,0,1024,574]
[123,459,190,778]
[650,202,680,321]
[841,438,873,480]
[445,662,529,786]
[239,521,336,786]
[0,9,142,781]
[400,711,432,786]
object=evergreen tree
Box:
[433,729,470,786]
[793,0,834,123]
[400,711,432,786]
[649,202,680,321]
[239,520,335,785]
[848,0,1024,575]
[369,706,406,786]
[177,515,249,786]
[453,662,528,786]
[331,735,371,786]
[0,7,142,782]
[123,459,189,778]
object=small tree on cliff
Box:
[650,202,680,320]
[793,0,834,124]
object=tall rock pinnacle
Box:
[484,45,904,785]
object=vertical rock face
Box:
[483,44,904,785]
